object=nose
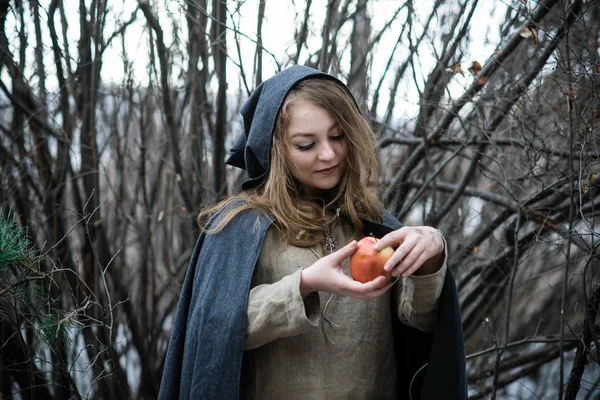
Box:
[318,142,335,161]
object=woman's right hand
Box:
[300,240,392,299]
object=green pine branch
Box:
[0,204,36,269]
[0,204,71,346]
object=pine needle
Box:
[0,205,36,268]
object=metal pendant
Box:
[321,233,338,252]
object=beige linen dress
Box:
[240,216,446,399]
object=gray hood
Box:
[225,65,353,190]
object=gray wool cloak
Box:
[158,65,466,399]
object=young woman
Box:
[158,65,466,400]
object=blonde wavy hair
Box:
[197,77,384,248]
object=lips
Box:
[317,165,338,174]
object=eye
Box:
[329,133,345,141]
[296,143,315,151]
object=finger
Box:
[390,243,424,277]
[384,236,418,272]
[343,275,388,294]
[361,275,390,290]
[373,228,406,251]
[327,240,357,261]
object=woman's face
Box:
[285,100,348,197]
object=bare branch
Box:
[138,1,195,212]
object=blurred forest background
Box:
[1,0,599,398]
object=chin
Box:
[313,179,341,192]
[298,174,345,198]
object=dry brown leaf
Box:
[520,0,528,4]
[520,26,539,45]
[494,50,503,55]
[520,27,533,38]
[449,61,464,76]
[564,89,576,112]
[468,61,482,76]
[594,65,600,75]
[478,76,489,85]
[564,89,576,100]
[472,247,480,254]
[157,210,165,222]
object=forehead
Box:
[286,100,336,136]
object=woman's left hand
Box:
[373,226,445,278]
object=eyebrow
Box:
[289,123,338,139]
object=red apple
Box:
[349,236,394,283]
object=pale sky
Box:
[149,0,502,118]
[4,0,508,120]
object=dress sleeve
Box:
[244,269,321,350]
[393,237,448,333]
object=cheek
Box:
[337,141,348,162]
[288,151,312,176]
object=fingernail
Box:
[384,264,391,271]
